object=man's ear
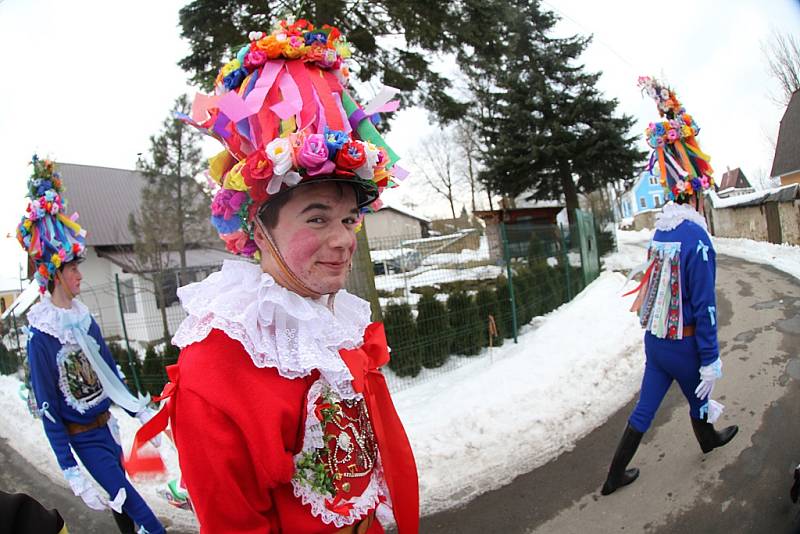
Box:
[252,221,267,250]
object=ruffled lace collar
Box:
[655,202,709,234]
[172,260,372,399]
[27,296,91,345]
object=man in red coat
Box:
[129,19,418,534]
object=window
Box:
[119,278,137,314]
[650,176,658,185]
[640,197,646,208]
[654,195,661,207]
[155,272,179,310]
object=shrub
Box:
[475,287,504,347]
[416,291,450,368]
[446,290,485,356]
[384,303,422,377]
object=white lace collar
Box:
[27,296,91,345]
[172,260,372,399]
[655,202,709,234]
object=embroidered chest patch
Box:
[57,344,106,413]
[292,380,388,528]
[632,241,684,340]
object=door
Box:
[765,202,782,244]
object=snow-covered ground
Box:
[4,229,795,526]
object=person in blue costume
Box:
[16,156,166,533]
[600,79,738,496]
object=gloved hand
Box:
[695,358,722,400]
[63,467,107,511]
[136,408,161,447]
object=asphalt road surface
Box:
[421,255,800,534]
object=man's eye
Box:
[343,217,358,225]
[308,217,326,224]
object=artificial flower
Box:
[297,134,335,176]
[335,141,366,170]
[265,137,294,176]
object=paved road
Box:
[421,255,800,534]
[0,436,189,533]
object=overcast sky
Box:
[1,0,798,288]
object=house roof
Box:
[771,89,800,178]
[57,162,147,247]
[372,203,431,223]
[719,167,751,190]
[97,247,240,274]
[707,183,799,209]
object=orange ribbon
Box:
[125,365,180,476]
[339,323,420,534]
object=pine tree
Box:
[416,291,450,368]
[446,290,485,356]
[384,302,422,377]
[495,277,516,340]
[460,0,644,224]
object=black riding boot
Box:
[601,423,644,496]
[112,510,136,534]
[690,417,738,454]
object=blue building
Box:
[621,170,665,218]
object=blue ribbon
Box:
[696,240,709,262]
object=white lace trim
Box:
[655,202,709,234]
[28,296,91,345]
[172,260,372,399]
[291,378,388,528]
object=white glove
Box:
[136,408,161,447]
[63,467,107,511]
[695,359,722,400]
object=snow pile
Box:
[602,229,649,272]
[392,271,644,514]
[713,237,800,280]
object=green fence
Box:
[374,210,605,391]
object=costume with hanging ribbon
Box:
[623,79,726,434]
[128,19,418,533]
[18,157,165,533]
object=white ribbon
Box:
[708,305,716,326]
[266,171,302,195]
[696,240,709,262]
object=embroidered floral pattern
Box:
[292,378,388,527]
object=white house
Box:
[364,203,431,249]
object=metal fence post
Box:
[115,273,142,394]
[500,220,519,343]
[559,224,573,301]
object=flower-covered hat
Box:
[181,19,407,257]
[638,76,715,203]
[16,156,87,293]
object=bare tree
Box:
[762,31,800,106]
[455,121,482,213]
[413,129,464,219]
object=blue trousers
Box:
[70,426,164,534]
[628,333,706,433]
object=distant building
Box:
[771,89,800,186]
[430,206,476,235]
[620,170,665,218]
[364,203,431,248]
[719,167,752,190]
[474,204,564,262]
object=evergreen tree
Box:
[446,290,485,356]
[460,0,644,224]
[128,95,213,342]
[416,291,450,368]
[475,286,503,347]
[495,277,516,340]
[384,302,422,377]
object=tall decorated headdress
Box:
[180,18,407,257]
[638,76,715,204]
[16,156,87,294]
